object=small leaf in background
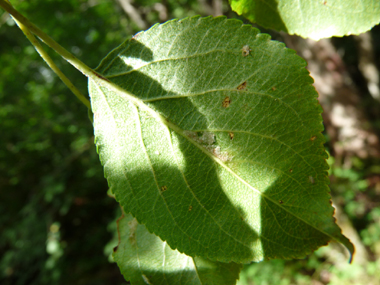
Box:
[113,213,242,285]
[229,0,380,40]
[89,16,354,264]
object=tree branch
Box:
[116,0,147,30]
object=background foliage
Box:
[229,0,380,40]
[1,0,379,284]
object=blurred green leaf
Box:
[114,213,242,285]
[229,0,380,40]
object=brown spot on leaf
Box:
[310,136,317,141]
[184,131,215,145]
[237,81,247,90]
[229,132,234,140]
[161,185,167,192]
[113,245,118,252]
[199,132,215,145]
[183,130,198,141]
[188,205,193,211]
[129,232,136,245]
[242,45,251,57]
[212,146,233,162]
[128,218,139,246]
[222,96,231,108]
[271,87,276,91]
[289,169,293,173]
[279,200,284,204]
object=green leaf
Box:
[113,213,242,284]
[89,16,354,263]
[229,0,380,40]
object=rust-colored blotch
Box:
[222,96,231,108]
[237,81,247,90]
[242,45,251,56]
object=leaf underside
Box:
[89,16,354,264]
[113,213,242,285]
[229,0,380,40]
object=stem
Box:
[0,0,143,116]
[12,15,92,109]
[0,0,110,100]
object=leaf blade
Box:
[90,16,354,263]
[113,213,243,285]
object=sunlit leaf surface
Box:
[89,16,354,263]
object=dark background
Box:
[1,0,379,284]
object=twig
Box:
[11,13,91,110]
[212,0,223,16]
[116,0,147,30]
[0,0,102,87]
[153,2,168,22]
[355,32,380,101]
[0,0,160,122]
